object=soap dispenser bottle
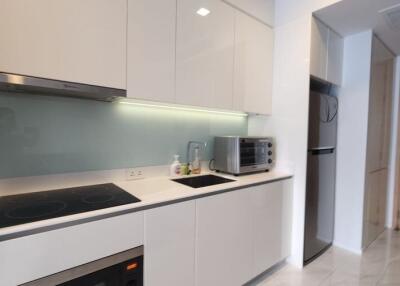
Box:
[170,155,181,176]
[191,147,201,174]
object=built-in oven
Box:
[214,136,274,175]
[21,246,143,286]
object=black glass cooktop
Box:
[0,183,140,229]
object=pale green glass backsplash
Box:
[0,92,247,179]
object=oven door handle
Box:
[308,147,335,155]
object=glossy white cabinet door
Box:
[327,29,344,86]
[127,0,176,103]
[144,201,195,286]
[176,0,235,109]
[251,180,292,276]
[233,11,274,115]
[310,17,329,81]
[0,0,127,89]
[195,189,253,286]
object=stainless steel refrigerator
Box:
[304,78,338,264]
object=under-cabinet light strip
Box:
[118,100,248,117]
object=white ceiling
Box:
[315,0,400,55]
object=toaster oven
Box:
[213,136,274,175]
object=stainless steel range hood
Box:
[0,72,126,102]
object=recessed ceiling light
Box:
[196,8,210,17]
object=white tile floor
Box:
[255,230,400,286]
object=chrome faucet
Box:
[186,141,207,164]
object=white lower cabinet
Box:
[195,179,292,286]
[251,181,292,276]
[196,188,253,286]
[0,212,144,286]
[144,201,196,286]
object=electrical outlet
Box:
[125,168,145,181]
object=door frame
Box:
[391,57,400,230]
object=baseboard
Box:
[332,241,363,255]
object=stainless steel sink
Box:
[171,174,235,188]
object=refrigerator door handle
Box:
[308,147,335,155]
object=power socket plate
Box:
[125,168,145,181]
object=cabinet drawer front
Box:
[0,212,144,286]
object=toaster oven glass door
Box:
[239,140,268,167]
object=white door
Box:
[176,0,235,109]
[127,0,176,103]
[144,201,195,286]
[233,11,274,114]
[363,169,388,248]
[366,62,387,172]
[195,189,253,286]
[0,0,127,88]
[381,60,394,169]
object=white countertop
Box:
[0,170,292,241]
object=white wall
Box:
[222,0,274,26]
[334,31,373,253]
[248,0,341,267]
[387,57,400,228]
[248,15,311,268]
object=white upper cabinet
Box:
[327,29,344,86]
[127,0,176,103]
[126,0,274,113]
[310,17,329,81]
[176,0,235,109]
[0,0,127,89]
[233,11,274,114]
[310,17,343,86]
[222,0,275,26]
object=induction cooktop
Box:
[0,183,141,229]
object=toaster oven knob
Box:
[268,143,273,148]
[268,159,273,164]
[268,151,272,156]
